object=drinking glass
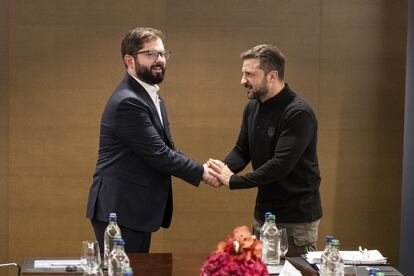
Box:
[80,240,102,275]
[279,228,288,258]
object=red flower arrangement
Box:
[200,226,269,276]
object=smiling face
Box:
[240,58,269,100]
[125,37,167,85]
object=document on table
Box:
[34,259,82,268]
[306,250,387,265]
[267,264,283,274]
[278,260,301,276]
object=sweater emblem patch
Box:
[268,126,275,137]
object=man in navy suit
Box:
[86,27,218,253]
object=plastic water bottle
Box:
[259,212,272,240]
[104,213,122,269]
[109,239,130,276]
[320,235,334,274]
[325,239,344,276]
[122,266,134,276]
[261,214,280,265]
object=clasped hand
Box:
[202,159,234,188]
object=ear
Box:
[267,70,279,82]
[124,54,135,70]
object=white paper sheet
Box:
[279,260,302,276]
[306,250,387,265]
[267,264,284,274]
[34,259,82,268]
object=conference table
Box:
[21,253,319,275]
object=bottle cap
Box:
[122,266,133,273]
[109,212,118,221]
[325,235,334,242]
[368,268,378,275]
[331,239,340,246]
[375,273,385,276]
[268,214,276,221]
[264,212,272,219]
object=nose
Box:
[155,54,164,62]
[241,75,246,84]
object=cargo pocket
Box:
[291,222,318,247]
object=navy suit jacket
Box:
[86,74,204,232]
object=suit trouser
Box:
[253,218,320,256]
[91,220,151,253]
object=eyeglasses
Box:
[132,50,171,60]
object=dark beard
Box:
[252,87,268,100]
[135,58,166,84]
[245,79,268,100]
[136,65,165,85]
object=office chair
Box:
[0,262,21,276]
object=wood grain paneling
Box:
[318,0,406,264]
[157,0,322,254]
[0,0,9,264]
[8,0,168,262]
[4,0,407,268]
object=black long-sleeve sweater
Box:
[224,84,322,223]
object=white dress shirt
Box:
[129,73,163,125]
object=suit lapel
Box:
[159,98,174,149]
[124,74,166,138]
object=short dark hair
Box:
[240,44,285,80]
[121,27,164,64]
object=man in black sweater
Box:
[209,44,322,254]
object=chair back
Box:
[0,262,21,276]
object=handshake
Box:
[202,159,233,188]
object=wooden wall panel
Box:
[4,0,407,268]
[8,0,167,262]
[318,0,406,264]
[0,0,9,264]
[156,0,322,254]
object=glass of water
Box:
[279,228,289,258]
[80,240,101,275]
